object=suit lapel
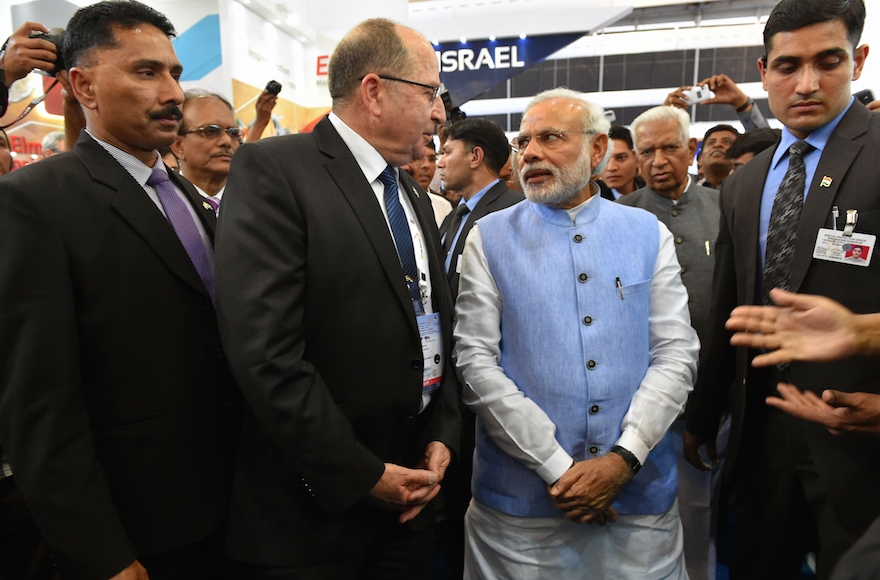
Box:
[790,105,868,292]
[312,118,420,332]
[73,135,211,300]
[446,181,506,282]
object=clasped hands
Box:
[367,440,450,523]
[548,453,633,525]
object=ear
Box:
[758,56,768,92]
[688,137,698,161]
[470,145,485,170]
[590,133,608,170]
[170,135,185,160]
[852,44,869,81]
[68,67,97,111]
[360,74,384,118]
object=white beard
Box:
[518,145,594,207]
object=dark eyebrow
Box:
[771,47,848,67]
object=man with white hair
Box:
[40,131,66,159]
[453,88,699,579]
[618,105,723,580]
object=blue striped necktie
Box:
[377,166,423,313]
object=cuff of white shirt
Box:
[615,431,650,467]
[537,446,574,485]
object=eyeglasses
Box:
[372,75,443,101]
[510,130,594,152]
[181,124,244,143]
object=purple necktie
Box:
[147,166,215,302]
[203,196,219,215]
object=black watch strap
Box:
[611,445,642,474]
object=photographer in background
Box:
[0,22,57,117]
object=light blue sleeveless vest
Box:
[473,196,678,517]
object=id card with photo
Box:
[812,228,875,267]
[418,312,444,394]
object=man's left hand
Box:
[419,440,452,482]
[548,453,633,524]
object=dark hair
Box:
[444,119,510,174]
[702,124,739,144]
[608,125,635,150]
[179,90,235,133]
[763,0,865,59]
[63,0,176,69]
[727,127,781,159]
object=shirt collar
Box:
[328,111,390,184]
[85,129,163,188]
[459,178,500,212]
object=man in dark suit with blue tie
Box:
[438,119,524,298]
[215,17,461,579]
[0,2,240,578]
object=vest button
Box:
[583,316,593,325]
[675,236,683,244]
[680,266,687,274]
[589,446,599,454]
[573,234,583,243]
[590,405,600,414]
[672,210,679,216]
[586,359,597,369]
[579,273,588,282]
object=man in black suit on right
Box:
[438,119,523,298]
[684,0,880,578]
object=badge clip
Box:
[844,209,858,237]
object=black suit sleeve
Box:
[0,182,135,579]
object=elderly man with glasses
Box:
[171,91,243,214]
[453,87,698,579]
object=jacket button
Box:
[672,210,679,217]
[404,416,416,426]
[583,316,593,325]
[579,273,588,282]
[214,348,224,360]
[589,446,598,454]
[681,266,687,274]
[573,234,583,243]
[586,360,597,370]
[675,237,683,244]
[411,359,423,369]
[590,405,599,414]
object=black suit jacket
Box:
[687,102,880,531]
[215,116,461,566]
[0,133,240,579]
[439,180,524,297]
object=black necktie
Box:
[762,140,813,305]
[443,203,470,254]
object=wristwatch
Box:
[611,445,642,474]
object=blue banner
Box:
[437,33,585,109]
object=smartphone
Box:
[266,80,282,96]
[854,89,875,106]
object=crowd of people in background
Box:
[1,0,880,579]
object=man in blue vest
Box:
[453,87,699,579]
